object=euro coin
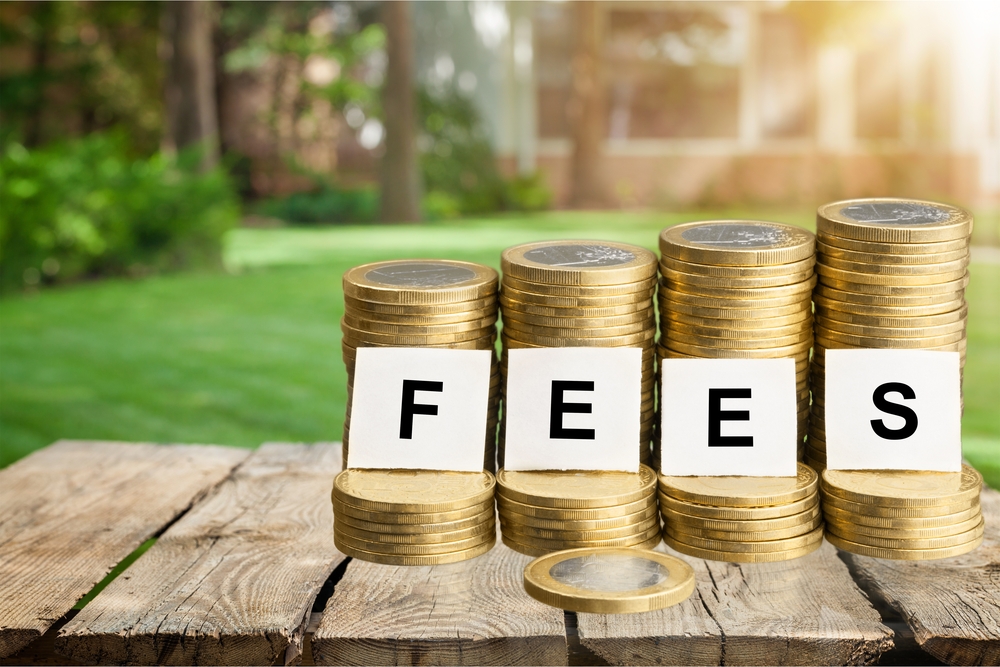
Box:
[343,260,498,304]
[817,263,968,286]
[334,527,494,555]
[815,316,965,339]
[817,199,973,243]
[662,529,823,563]
[668,515,822,543]
[822,502,981,530]
[501,289,655,308]
[662,276,816,300]
[499,296,652,318]
[819,491,979,518]
[502,240,658,286]
[501,515,659,542]
[501,308,654,329]
[334,534,496,565]
[334,503,495,532]
[820,465,981,507]
[662,338,812,359]
[665,329,811,349]
[818,273,969,296]
[824,531,982,560]
[660,288,812,309]
[665,523,824,552]
[817,234,968,255]
[333,469,495,513]
[814,302,966,328]
[502,316,652,338]
[660,265,814,289]
[659,463,818,507]
[343,313,498,335]
[335,518,495,544]
[503,503,659,531]
[664,309,811,329]
[502,274,656,297]
[497,493,655,520]
[665,503,822,532]
[816,241,969,265]
[502,522,662,551]
[503,532,662,559]
[660,221,815,266]
[817,254,969,277]
[502,327,655,347]
[825,515,983,544]
[345,294,497,316]
[522,547,695,614]
[497,465,657,509]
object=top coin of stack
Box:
[341,260,501,471]
[657,222,816,464]
[498,241,658,466]
[659,463,824,562]
[333,468,497,565]
[809,199,972,470]
[496,466,661,557]
[821,465,983,560]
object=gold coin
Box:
[664,318,811,341]
[335,526,494,555]
[335,516,495,544]
[657,345,811,372]
[667,516,823,544]
[335,533,495,565]
[503,532,661,558]
[502,240,658,286]
[824,531,982,560]
[814,302,966,328]
[660,255,814,279]
[817,263,969,286]
[662,276,816,301]
[501,514,659,542]
[497,466,657,509]
[501,522,662,551]
[344,305,497,327]
[665,329,811,350]
[825,514,983,543]
[659,297,810,320]
[342,319,495,345]
[821,465,981,508]
[819,490,979,518]
[502,327,656,347]
[817,232,968,256]
[661,338,812,359]
[496,493,656,520]
[343,313,498,336]
[502,502,659,531]
[816,241,969,265]
[499,296,652,318]
[522,547,695,614]
[333,469,495,513]
[659,288,813,310]
[822,502,981,530]
[662,529,823,563]
[812,293,967,319]
[660,265,814,289]
[502,316,653,339]
[502,288,655,308]
[344,294,497,316]
[813,283,964,308]
[659,221,816,266]
[502,274,656,297]
[335,505,495,534]
[815,329,965,349]
[343,260,497,304]
[818,254,969,277]
[659,463,817,507]
[332,495,498,525]
[663,503,822,533]
[817,199,973,243]
[818,272,969,296]
[815,315,965,339]
[664,309,811,330]
[502,308,654,331]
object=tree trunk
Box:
[380,0,421,223]
[569,1,608,208]
[163,1,219,168]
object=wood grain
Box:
[844,486,1000,666]
[55,443,344,666]
[577,541,893,665]
[0,440,246,659]
[312,541,567,666]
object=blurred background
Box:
[1,1,997,483]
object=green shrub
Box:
[255,185,378,224]
[0,133,239,291]
[504,172,552,212]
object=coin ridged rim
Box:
[501,308,654,329]
[816,241,969,265]
[496,465,657,509]
[824,531,982,560]
[501,288,656,308]
[826,515,983,544]
[501,514,660,542]
[333,469,496,513]
[332,496,495,527]
[664,308,812,329]
[815,315,966,340]
[343,313,498,335]
[817,231,969,255]
[335,516,496,544]
[814,302,966,328]
[660,265,814,289]
[659,255,815,278]
[665,522,824,551]
[502,327,656,347]
[343,306,497,326]
[500,296,652,318]
[343,260,498,304]
[661,275,816,299]
[503,532,661,558]
[663,529,823,562]
[501,522,662,551]
[818,272,969,296]
[661,338,812,359]
[817,199,973,243]
[496,493,656,520]
[815,329,965,349]
[345,294,497,316]
[820,465,981,507]
[659,463,817,507]
[665,328,811,350]
[522,547,696,614]
[343,332,498,350]
[819,490,979,517]
[664,319,812,341]
[659,298,811,320]
[502,274,656,297]
[812,295,968,319]
[500,503,659,531]
[664,503,822,532]
[502,240,658,286]
[668,514,823,542]
[335,533,495,564]
[659,221,816,266]
[822,503,981,531]
[816,263,969,286]
[659,287,813,309]
[813,284,966,308]
[334,525,495,554]
[502,315,654,338]
[818,253,969,276]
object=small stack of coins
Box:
[342,260,501,470]
[332,468,497,565]
[496,466,660,557]
[657,222,816,463]
[498,241,658,465]
[821,465,984,559]
[809,199,972,469]
[659,463,824,562]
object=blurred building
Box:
[423,1,1000,208]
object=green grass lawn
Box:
[2,210,998,486]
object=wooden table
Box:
[1,441,996,666]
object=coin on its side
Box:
[657,490,819,520]
[522,547,696,614]
[335,533,496,565]
[659,463,817,507]
[819,490,978,518]
[824,531,982,560]
[333,469,496,513]
[497,466,657,509]
[662,530,823,563]
[820,465,982,508]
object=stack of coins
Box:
[657,222,816,463]
[809,199,972,469]
[342,260,501,471]
[821,465,984,560]
[496,465,660,557]
[659,463,824,562]
[498,241,658,465]
[332,468,497,565]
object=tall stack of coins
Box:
[657,222,816,463]
[659,463,824,562]
[498,241,658,465]
[821,466,984,560]
[809,200,972,469]
[496,466,660,557]
[333,469,497,565]
[342,260,500,470]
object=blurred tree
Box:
[568,1,608,208]
[380,0,420,222]
[162,2,219,168]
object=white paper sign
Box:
[504,347,641,472]
[825,349,961,472]
[660,358,797,476]
[347,347,492,472]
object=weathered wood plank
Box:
[577,541,893,665]
[312,541,567,666]
[55,443,345,666]
[844,486,1000,666]
[0,440,247,659]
